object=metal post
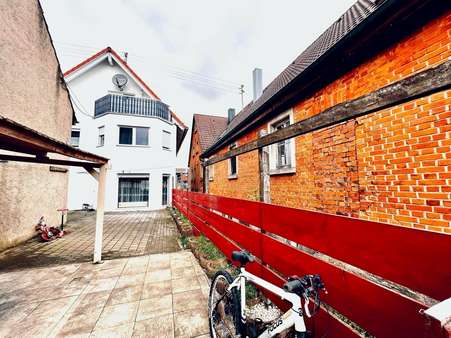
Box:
[93,163,107,263]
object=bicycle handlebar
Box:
[283,279,304,294]
[283,274,326,317]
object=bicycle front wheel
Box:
[209,270,241,338]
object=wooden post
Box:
[93,163,107,263]
[187,167,192,192]
[203,161,209,194]
[258,130,270,203]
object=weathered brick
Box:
[208,12,450,232]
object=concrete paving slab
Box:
[0,210,180,270]
[0,251,211,337]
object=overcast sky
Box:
[40,0,356,166]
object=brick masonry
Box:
[209,11,451,233]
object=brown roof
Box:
[193,114,228,151]
[203,0,388,156]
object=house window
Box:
[118,176,149,207]
[98,126,105,147]
[269,113,295,174]
[118,126,149,146]
[119,127,133,145]
[162,130,171,150]
[228,143,237,178]
[71,130,80,147]
[136,127,149,145]
[208,165,214,181]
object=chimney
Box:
[227,108,235,124]
[124,52,128,64]
[253,68,263,101]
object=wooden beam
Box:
[258,130,270,203]
[203,60,451,166]
[0,115,108,164]
[93,163,108,263]
[84,166,99,180]
[0,154,103,168]
[203,162,209,193]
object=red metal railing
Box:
[173,189,451,338]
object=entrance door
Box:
[162,175,169,206]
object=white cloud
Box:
[40,0,356,166]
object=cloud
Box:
[180,81,224,100]
[40,0,357,166]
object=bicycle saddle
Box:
[232,250,254,267]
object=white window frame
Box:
[162,130,171,150]
[98,126,105,147]
[117,125,150,147]
[228,143,238,179]
[267,109,296,175]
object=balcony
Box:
[94,94,170,121]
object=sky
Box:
[40,0,357,166]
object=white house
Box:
[64,47,187,211]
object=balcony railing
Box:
[94,94,170,121]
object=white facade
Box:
[66,50,181,211]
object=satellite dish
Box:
[112,74,128,91]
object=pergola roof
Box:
[0,115,108,167]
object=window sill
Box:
[162,147,172,151]
[269,167,296,176]
[228,174,238,180]
[117,144,150,148]
[209,178,214,181]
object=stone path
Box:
[0,251,211,338]
[0,210,180,270]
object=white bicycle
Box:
[208,251,326,338]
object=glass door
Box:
[118,176,149,208]
[162,175,169,206]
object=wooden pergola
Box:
[0,115,109,263]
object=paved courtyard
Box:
[0,251,211,338]
[0,210,180,270]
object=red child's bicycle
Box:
[35,216,65,242]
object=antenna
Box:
[239,84,245,108]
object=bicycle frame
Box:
[228,267,307,337]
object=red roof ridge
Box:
[193,113,227,119]
[63,46,187,129]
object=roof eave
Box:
[201,0,444,158]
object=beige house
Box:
[0,1,78,251]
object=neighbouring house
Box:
[0,1,74,251]
[175,168,189,190]
[201,0,451,233]
[64,47,187,211]
[188,113,228,192]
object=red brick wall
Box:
[356,92,451,232]
[208,11,451,232]
[210,132,260,201]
